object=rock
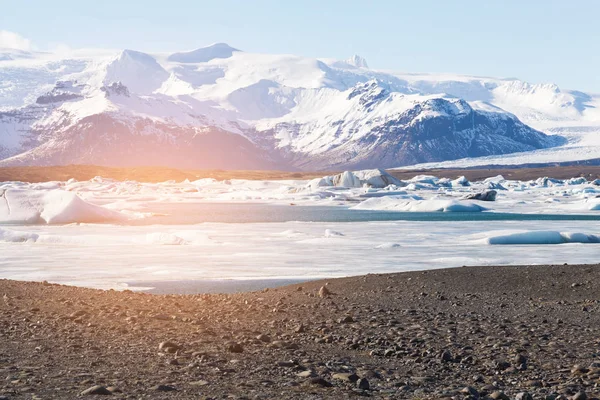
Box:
[227,342,244,353]
[571,364,589,374]
[151,385,177,392]
[515,393,533,400]
[256,334,271,343]
[296,370,315,378]
[276,360,295,368]
[514,353,527,366]
[461,386,479,397]
[490,391,510,400]
[466,190,497,201]
[158,341,180,352]
[572,392,587,400]
[318,286,331,298]
[81,385,112,395]
[189,380,209,386]
[309,377,332,387]
[332,373,359,382]
[295,324,306,333]
[440,350,453,362]
[338,315,354,323]
[357,378,370,390]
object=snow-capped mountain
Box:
[1,44,598,170]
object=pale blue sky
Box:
[3,0,599,91]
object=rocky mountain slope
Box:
[0,43,597,170]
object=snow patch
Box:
[485,230,600,245]
[0,189,128,224]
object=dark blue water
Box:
[128,203,600,225]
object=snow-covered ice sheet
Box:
[0,220,599,290]
[1,171,600,290]
[1,171,600,225]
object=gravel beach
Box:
[1,264,600,399]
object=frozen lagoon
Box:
[1,171,600,291]
[1,213,599,290]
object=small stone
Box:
[256,334,271,343]
[338,315,354,323]
[490,392,510,400]
[318,286,331,298]
[277,360,295,368]
[158,341,180,352]
[572,392,587,400]
[81,385,112,396]
[309,377,332,387]
[296,370,315,378]
[461,386,479,397]
[384,349,395,357]
[189,380,209,386]
[151,385,177,392]
[357,378,370,390]
[440,350,453,362]
[227,342,244,353]
[571,364,589,374]
[332,373,359,382]
[515,392,533,400]
[514,353,527,366]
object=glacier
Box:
[1,43,598,169]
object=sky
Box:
[2,0,599,91]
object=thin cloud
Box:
[0,31,32,51]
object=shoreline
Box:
[1,164,599,183]
[2,263,600,399]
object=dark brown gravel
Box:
[1,263,600,399]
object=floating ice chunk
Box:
[275,230,307,238]
[483,175,505,184]
[486,231,600,245]
[324,229,344,237]
[145,232,188,245]
[451,176,470,187]
[0,189,128,225]
[353,197,486,212]
[309,169,403,189]
[567,177,587,185]
[0,227,39,242]
[408,175,439,185]
[375,242,401,249]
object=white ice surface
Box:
[0,220,599,290]
[1,173,600,290]
[1,173,600,223]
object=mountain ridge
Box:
[0,44,598,170]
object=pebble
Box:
[158,341,180,352]
[309,377,333,387]
[357,378,370,390]
[151,384,177,392]
[318,286,331,298]
[227,342,244,353]
[81,385,112,396]
[332,372,358,382]
[515,392,534,400]
[256,334,271,342]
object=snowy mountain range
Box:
[1,43,599,170]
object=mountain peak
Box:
[346,54,369,69]
[167,43,241,63]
